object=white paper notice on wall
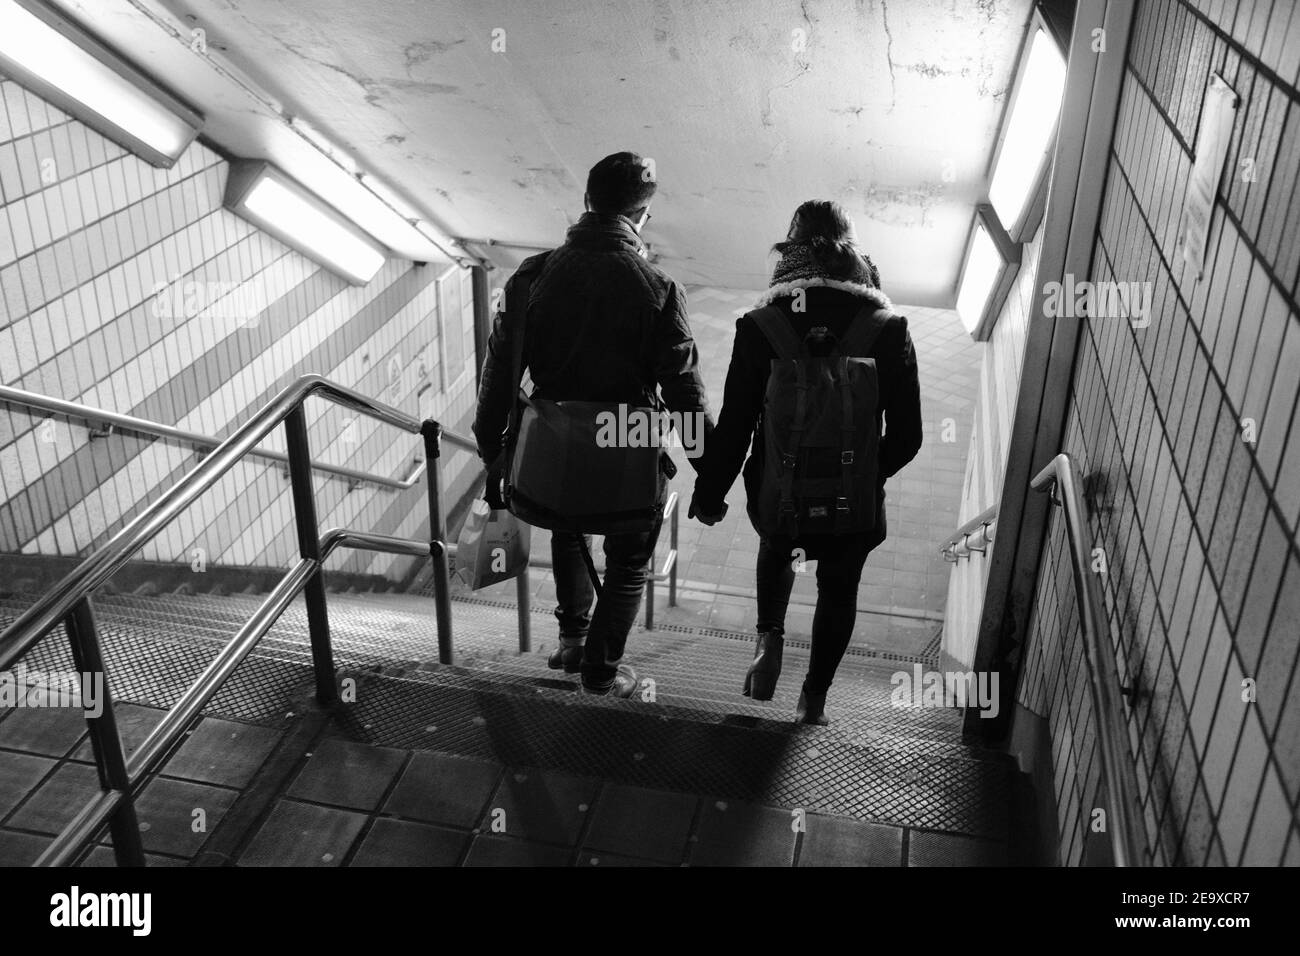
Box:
[1181,73,1239,279]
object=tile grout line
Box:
[338,747,418,867]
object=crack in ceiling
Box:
[148,0,1035,305]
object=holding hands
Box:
[688,495,728,527]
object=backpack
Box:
[750,303,888,537]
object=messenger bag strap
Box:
[504,252,553,441]
[577,534,603,596]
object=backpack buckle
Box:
[835,497,850,513]
[841,451,854,464]
[779,499,796,516]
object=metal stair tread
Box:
[1,590,989,758]
[330,666,1012,839]
[370,657,1008,767]
[0,592,1012,841]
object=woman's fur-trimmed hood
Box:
[753,278,894,311]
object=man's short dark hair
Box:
[586,152,657,216]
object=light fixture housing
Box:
[0,0,202,168]
[955,204,1021,341]
[986,14,1069,240]
[225,160,389,285]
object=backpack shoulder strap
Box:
[837,301,893,358]
[748,305,806,360]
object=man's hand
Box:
[688,495,727,526]
[484,462,507,511]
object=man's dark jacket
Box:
[473,212,713,468]
[691,286,923,551]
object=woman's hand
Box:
[688,495,728,526]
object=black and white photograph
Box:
[0,0,1295,933]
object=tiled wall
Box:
[0,78,482,581]
[942,223,1044,669]
[1017,0,1300,864]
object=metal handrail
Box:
[940,504,998,562]
[0,374,435,670]
[0,382,475,491]
[0,372,469,867]
[34,528,440,868]
[1030,452,1147,867]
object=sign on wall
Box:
[438,267,465,386]
[1180,73,1239,279]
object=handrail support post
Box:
[645,575,655,630]
[285,406,336,705]
[64,597,145,867]
[669,492,679,608]
[422,421,455,665]
[516,566,531,653]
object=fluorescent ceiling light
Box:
[0,0,201,167]
[988,27,1068,231]
[956,205,1021,340]
[956,224,1000,334]
[226,161,388,285]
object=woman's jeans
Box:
[552,513,663,690]
[756,533,874,696]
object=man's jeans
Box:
[552,515,663,690]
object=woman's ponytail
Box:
[807,235,859,276]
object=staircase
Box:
[0,579,1028,867]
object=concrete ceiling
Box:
[63,0,1038,305]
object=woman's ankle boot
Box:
[742,630,784,701]
[796,688,829,725]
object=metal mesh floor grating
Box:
[0,588,1013,840]
[2,590,979,755]
[332,670,1011,838]
[1,603,317,727]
